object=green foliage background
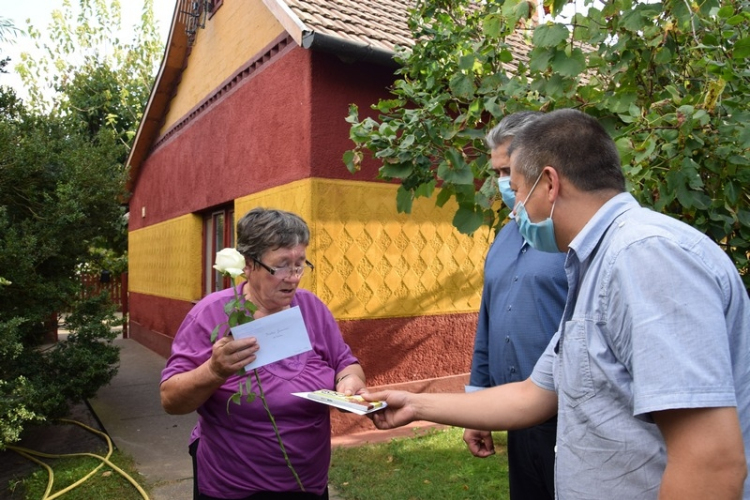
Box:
[346,0,750,290]
[0,1,162,448]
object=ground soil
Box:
[0,401,108,500]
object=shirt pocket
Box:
[557,320,596,407]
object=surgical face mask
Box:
[514,171,560,253]
[496,176,516,209]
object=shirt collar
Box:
[567,192,638,262]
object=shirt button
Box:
[510,367,516,373]
[505,336,510,343]
[514,276,518,281]
[507,305,512,311]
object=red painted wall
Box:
[308,51,397,181]
[128,46,478,406]
[131,290,477,385]
[129,45,314,231]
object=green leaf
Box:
[375,99,403,112]
[436,186,453,208]
[396,185,414,213]
[724,181,739,204]
[438,152,474,185]
[502,1,531,29]
[738,209,750,228]
[483,96,503,118]
[533,23,570,48]
[717,6,734,18]
[482,14,503,38]
[449,73,476,100]
[380,161,413,179]
[343,150,361,173]
[528,47,554,72]
[727,15,746,26]
[458,55,475,70]
[453,206,485,235]
[210,324,222,343]
[550,48,586,77]
[733,37,750,59]
[414,180,436,198]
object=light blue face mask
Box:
[514,171,560,253]
[497,176,516,209]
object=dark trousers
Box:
[189,439,329,500]
[507,417,557,500]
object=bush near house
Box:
[0,87,125,449]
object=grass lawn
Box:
[9,426,507,499]
[7,449,149,500]
[329,427,509,500]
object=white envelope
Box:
[230,306,313,371]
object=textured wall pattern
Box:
[129,214,203,301]
[162,0,284,132]
[235,178,491,320]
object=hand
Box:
[336,374,366,396]
[463,429,495,457]
[208,335,259,380]
[362,390,417,429]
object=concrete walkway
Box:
[89,338,197,500]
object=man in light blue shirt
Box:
[366,109,750,499]
[464,112,567,500]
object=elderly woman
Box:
[161,207,366,500]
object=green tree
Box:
[0,89,125,447]
[0,0,163,447]
[345,0,750,289]
[16,0,162,148]
[0,16,21,74]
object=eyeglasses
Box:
[251,257,314,279]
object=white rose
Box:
[213,248,246,278]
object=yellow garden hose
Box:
[7,418,150,499]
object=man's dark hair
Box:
[509,109,626,193]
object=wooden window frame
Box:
[203,205,236,295]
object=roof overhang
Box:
[126,0,400,198]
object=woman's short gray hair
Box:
[236,207,310,259]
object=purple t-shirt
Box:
[161,285,359,498]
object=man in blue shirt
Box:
[464,112,567,500]
[366,109,750,499]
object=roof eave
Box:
[263,0,399,68]
[126,2,192,197]
[301,31,399,68]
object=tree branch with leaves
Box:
[345,0,750,290]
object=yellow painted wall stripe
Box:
[236,178,490,320]
[129,214,203,301]
[130,179,491,319]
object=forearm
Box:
[414,379,556,430]
[161,362,226,415]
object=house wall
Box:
[129,1,489,436]
[162,0,286,131]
